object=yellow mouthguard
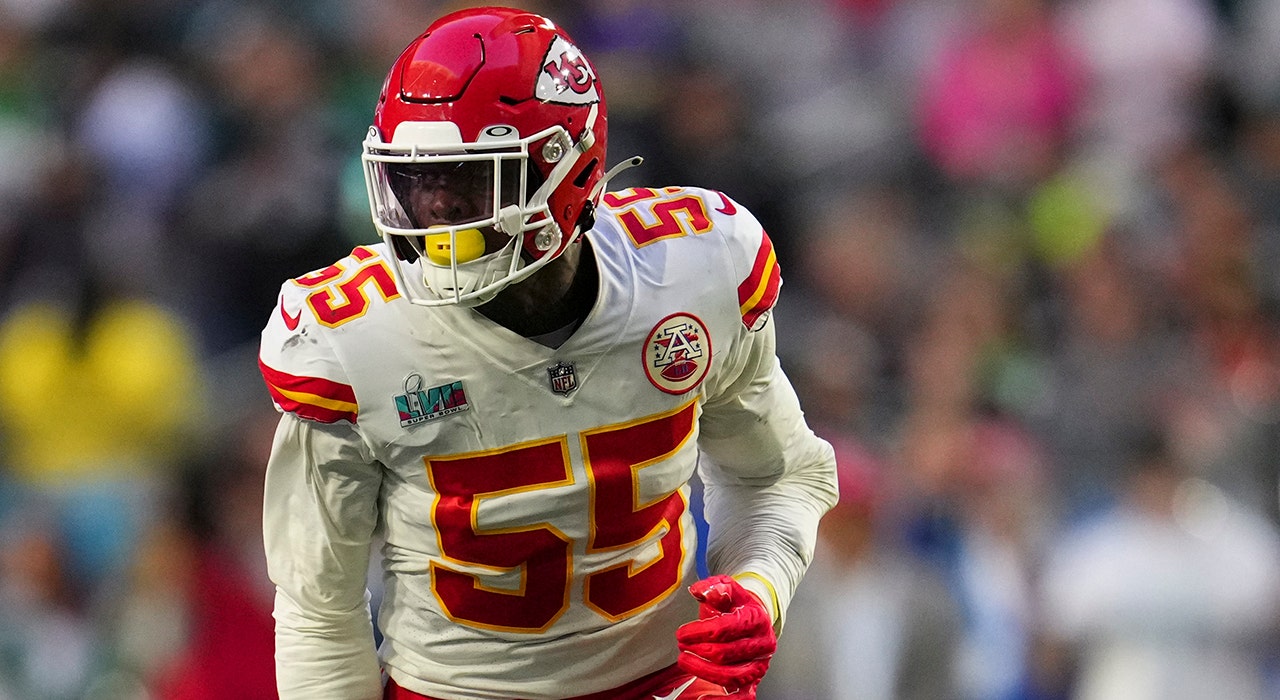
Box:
[423,228,486,265]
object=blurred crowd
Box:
[1,0,1279,698]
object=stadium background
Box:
[1,0,1279,697]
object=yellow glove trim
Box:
[733,572,780,625]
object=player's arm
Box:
[696,313,839,628]
[675,195,838,696]
[263,411,383,700]
[260,277,383,699]
[695,191,839,628]
[681,315,837,696]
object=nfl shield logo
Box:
[547,361,578,395]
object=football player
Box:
[259,7,838,699]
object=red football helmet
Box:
[363,7,633,306]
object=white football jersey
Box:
[259,186,838,700]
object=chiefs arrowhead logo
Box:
[535,35,599,105]
[643,312,711,395]
[279,295,302,331]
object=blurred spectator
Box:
[760,440,963,700]
[949,417,1052,700]
[1037,428,1280,700]
[782,309,891,448]
[75,56,212,300]
[174,5,353,354]
[679,0,921,247]
[795,186,933,361]
[896,408,1053,700]
[1059,0,1221,215]
[0,298,205,586]
[916,0,1084,191]
[146,407,278,700]
[888,252,1056,699]
[0,502,96,699]
[778,186,935,453]
[898,254,1022,439]
[1156,147,1280,514]
[1035,234,1192,516]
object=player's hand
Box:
[675,575,776,698]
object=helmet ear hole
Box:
[572,158,599,189]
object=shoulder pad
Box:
[599,187,781,330]
[256,247,386,424]
[710,190,781,331]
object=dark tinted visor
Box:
[383,159,525,229]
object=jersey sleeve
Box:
[260,271,382,698]
[264,412,383,699]
[259,278,359,424]
[696,194,839,630]
[709,190,782,332]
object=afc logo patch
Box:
[643,312,711,395]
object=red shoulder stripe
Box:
[736,231,781,329]
[259,358,358,423]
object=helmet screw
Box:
[534,228,558,251]
[542,137,566,163]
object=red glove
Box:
[675,575,777,697]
